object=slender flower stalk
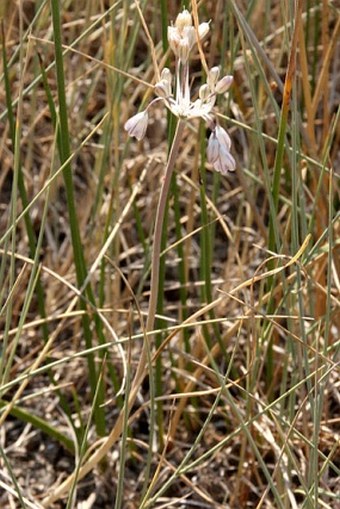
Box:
[145,120,185,335]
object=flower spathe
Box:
[124,9,235,173]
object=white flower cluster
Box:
[124,9,235,174]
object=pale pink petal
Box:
[215,125,231,151]
[207,126,235,174]
[217,148,236,173]
[207,132,219,163]
[124,111,148,140]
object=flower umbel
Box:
[124,9,235,173]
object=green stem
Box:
[50,0,106,435]
[0,400,75,453]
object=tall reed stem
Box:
[42,119,185,507]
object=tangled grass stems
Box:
[1,1,339,508]
[41,117,185,507]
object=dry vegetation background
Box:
[0,0,339,508]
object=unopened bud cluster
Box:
[124,9,236,174]
[167,9,209,63]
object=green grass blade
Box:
[50,0,106,435]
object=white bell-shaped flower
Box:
[124,110,148,140]
[207,125,235,174]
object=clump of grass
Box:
[0,1,339,508]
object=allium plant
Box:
[124,8,236,174]
[42,10,236,506]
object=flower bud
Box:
[124,110,148,140]
[183,26,196,51]
[178,37,190,63]
[167,26,180,55]
[154,79,171,98]
[208,66,220,89]
[198,22,210,40]
[209,65,221,85]
[199,84,210,101]
[161,67,172,83]
[175,9,192,32]
[215,75,233,94]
